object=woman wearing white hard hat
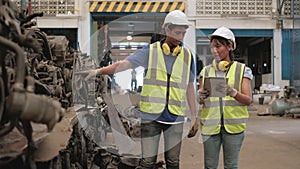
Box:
[197,26,253,169]
[86,10,197,169]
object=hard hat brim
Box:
[207,34,236,50]
[208,34,223,40]
[163,22,192,28]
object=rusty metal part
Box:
[102,94,137,155]
[0,0,73,167]
[6,91,64,131]
[0,0,165,168]
[0,36,25,91]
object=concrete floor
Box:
[98,101,300,169]
[180,103,300,169]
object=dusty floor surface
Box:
[33,103,300,169]
[178,103,300,169]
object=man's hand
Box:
[85,69,101,81]
[196,88,210,104]
[187,117,199,138]
[216,83,237,97]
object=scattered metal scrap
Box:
[271,86,300,117]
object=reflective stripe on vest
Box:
[140,42,191,116]
[200,61,249,135]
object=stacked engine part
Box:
[0,1,166,168]
[0,0,69,168]
[71,52,143,169]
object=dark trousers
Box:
[139,120,183,169]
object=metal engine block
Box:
[0,0,165,168]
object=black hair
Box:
[210,36,235,60]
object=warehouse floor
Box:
[96,101,300,169]
[180,103,300,169]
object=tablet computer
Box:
[203,77,228,97]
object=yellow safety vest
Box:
[140,42,192,116]
[200,61,249,135]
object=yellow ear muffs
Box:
[172,46,181,56]
[162,43,182,56]
[212,59,230,71]
[162,43,171,55]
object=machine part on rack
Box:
[102,94,137,155]
[271,98,300,116]
[286,107,300,117]
[6,91,64,131]
[0,0,73,167]
[0,77,4,123]
[0,1,166,168]
[77,107,110,145]
[98,22,112,67]
[284,86,297,99]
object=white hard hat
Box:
[208,26,236,50]
[163,10,190,27]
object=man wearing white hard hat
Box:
[86,10,197,169]
[197,26,253,169]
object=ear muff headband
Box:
[212,59,230,71]
[162,43,181,56]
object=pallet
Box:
[286,108,300,119]
[286,113,300,119]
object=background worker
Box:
[85,10,197,169]
[131,69,137,91]
[197,26,253,169]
